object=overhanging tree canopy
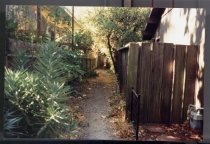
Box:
[89,7,149,72]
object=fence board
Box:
[117,51,123,92]
[149,43,164,123]
[138,43,152,123]
[182,45,198,120]
[81,58,96,71]
[126,43,140,120]
[171,45,186,123]
[122,50,128,94]
[161,43,174,124]
[136,44,142,122]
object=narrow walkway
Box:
[80,69,118,140]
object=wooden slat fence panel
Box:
[160,43,174,124]
[182,45,198,121]
[116,42,200,124]
[137,43,152,123]
[149,43,164,123]
[171,45,187,123]
[81,58,97,71]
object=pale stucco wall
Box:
[155,8,206,108]
[156,8,205,46]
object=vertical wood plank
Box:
[120,52,123,92]
[121,52,125,93]
[171,45,186,123]
[123,50,129,96]
[139,43,152,123]
[126,43,140,120]
[117,51,123,92]
[161,43,174,124]
[182,45,198,121]
[136,44,142,122]
[149,43,164,123]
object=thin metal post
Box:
[130,87,133,121]
[0,1,5,140]
[72,6,74,49]
[136,94,140,141]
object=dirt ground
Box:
[68,69,121,140]
[79,70,118,139]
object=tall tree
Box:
[89,7,149,72]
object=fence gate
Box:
[116,42,203,124]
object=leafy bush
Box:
[34,41,78,137]
[16,30,50,43]
[11,49,30,70]
[34,41,85,82]
[5,68,43,137]
[74,30,93,51]
[6,19,18,38]
[4,41,85,137]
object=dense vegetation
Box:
[4,41,84,138]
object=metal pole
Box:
[136,94,140,141]
[0,1,5,140]
[72,6,74,49]
[130,88,133,121]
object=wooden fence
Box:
[81,57,97,71]
[116,42,202,124]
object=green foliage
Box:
[4,111,22,137]
[6,19,18,38]
[60,49,85,81]
[89,7,149,72]
[5,68,42,136]
[16,30,50,43]
[33,41,81,137]
[74,30,93,51]
[47,6,71,26]
[4,41,84,138]
[11,49,30,70]
[91,7,149,47]
[35,41,85,82]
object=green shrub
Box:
[4,110,22,137]
[4,41,84,138]
[5,68,43,137]
[34,41,78,137]
[34,41,85,83]
[11,49,30,70]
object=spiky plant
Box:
[4,110,22,137]
[11,49,30,70]
[33,41,76,137]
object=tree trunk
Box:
[107,34,117,73]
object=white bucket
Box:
[187,104,203,130]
